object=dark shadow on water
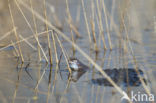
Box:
[68,69,87,82]
[91,68,147,87]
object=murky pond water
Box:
[0,0,156,103]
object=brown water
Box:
[0,0,155,103]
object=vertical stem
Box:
[81,0,92,44]
[96,0,107,50]
[71,30,76,57]
[101,0,112,50]
[91,0,98,52]
[43,0,53,65]
[8,0,24,62]
[51,30,58,63]
[55,33,71,73]
[30,0,41,61]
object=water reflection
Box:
[68,69,87,82]
[68,58,89,82]
[68,58,147,87]
[91,68,147,87]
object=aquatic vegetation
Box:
[0,0,155,103]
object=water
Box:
[0,0,155,103]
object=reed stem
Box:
[8,0,24,62]
[43,0,53,65]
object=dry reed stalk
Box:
[95,13,102,48]
[101,0,112,50]
[52,14,62,31]
[35,63,42,98]
[122,13,153,101]
[35,64,48,90]
[90,20,97,48]
[19,35,37,50]
[12,63,23,103]
[59,77,71,103]
[18,1,132,100]
[71,30,76,57]
[98,0,122,44]
[110,0,116,31]
[43,0,53,65]
[69,23,81,38]
[3,76,47,95]
[92,50,99,78]
[132,55,153,103]
[106,51,112,68]
[120,11,128,66]
[0,27,16,41]
[46,2,62,30]
[37,64,41,79]
[65,0,81,37]
[65,7,76,57]
[46,65,52,103]
[29,0,48,62]
[0,30,52,52]
[65,0,72,22]
[58,53,63,80]
[123,47,131,101]
[47,64,59,102]
[11,40,19,57]
[91,0,99,52]
[81,0,92,44]
[51,30,59,63]
[55,33,72,73]
[95,12,106,51]
[51,64,59,94]
[125,1,155,98]
[100,50,106,68]
[14,0,34,34]
[8,0,24,62]
[81,72,89,103]
[119,36,123,68]
[129,48,152,101]
[95,86,100,103]
[76,5,81,27]
[30,0,41,61]
[96,0,107,50]
[15,0,50,62]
